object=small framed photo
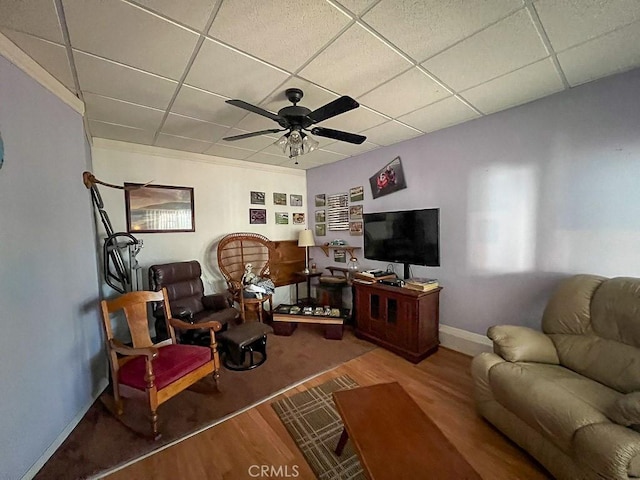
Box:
[251,191,265,205]
[250,208,267,224]
[274,192,287,205]
[293,213,305,225]
[350,185,364,202]
[275,212,289,224]
[125,183,194,233]
[315,210,326,223]
[350,221,363,236]
[315,194,326,207]
[290,194,303,206]
[349,205,363,220]
[334,250,346,263]
[315,223,326,236]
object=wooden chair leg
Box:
[210,334,221,388]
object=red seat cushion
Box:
[118,344,212,391]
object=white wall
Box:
[307,68,640,337]
[92,140,308,305]
[0,55,103,479]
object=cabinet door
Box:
[354,285,371,333]
[384,294,417,351]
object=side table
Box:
[293,271,322,305]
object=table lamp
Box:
[298,229,315,274]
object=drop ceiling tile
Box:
[462,58,564,114]
[185,38,290,102]
[73,51,178,109]
[358,68,449,118]
[299,23,412,97]
[245,151,289,166]
[280,158,312,170]
[89,120,155,145]
[161,113,229,142]
[320,105,388,133]
[322,140,380,156]
[172,85,246,126]
[209,0,350,72]
[2,30,75,90]
[398,97,480,133]
[422,9,548,91]
[333,0,378,16]
[154,133,213,154]
[301,149,348,165]
[84,93,165,131]
[0,0,64,43]
[534,0,640,52]
[129,0,218,32]
[362,0,523,62]
[558,22,640,87]
[360,120,423,146]
[62,0,198,80]
[203,143,256,160]
[221,128,281,150]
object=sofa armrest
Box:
[487,325,559,364]
[202,293,232,310]
[574,422,640,478]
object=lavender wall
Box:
[307,67,640,336]
[0,56,103,479]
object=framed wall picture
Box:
[327,192,349,231]
[350,221,363,236]
[275,212,289,224]
[315,193,326,207]
[290,194,303,206]
[125,183,194,233]
[250,208,267,224]
[369,156,407,199]
[350,185,364,202]
[251,191,265,205]
[349,205,363,220]
[293,212,305,224]
[315,210,326,223]
[274,192,287,205]
[315,223,326,236]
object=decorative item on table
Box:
[242,263,276,299]
[349,185,364,202]
[310,262,317,272]
[290,306,301,314]
[404,278,439,292]
[369,156,407,199]
[303,306,313,315]
[347,257,360,279]
[298,229,315,274]
[323,305,332,316]
[290,194,303,206]
[330,308,341,317]
[314,307,324,316]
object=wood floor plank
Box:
[105,347,551,480]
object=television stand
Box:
[353,282,441,363]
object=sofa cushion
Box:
[489,361,620,453]
[609,392,640,431]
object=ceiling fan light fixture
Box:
[274,130,319,159]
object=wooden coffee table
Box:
[333,382,481,479]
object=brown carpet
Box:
[272,375,365,480]
[35,324,375,480]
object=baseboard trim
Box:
[22,378,109,480]
[439,325,492,357]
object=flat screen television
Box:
[363,208,440,278]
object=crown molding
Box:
[0,32,84,115]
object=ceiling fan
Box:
[223,88,366,159]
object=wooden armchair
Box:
[217,232,275,322]
[100,288,222,439]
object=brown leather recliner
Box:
[149,260,239,344]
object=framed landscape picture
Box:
[125,183,194,233]
[315,193,326,207]
[274,192,287,205]
[350,205,363,220]
[350,221,363,235]
[290,194,303,206]
[315,223,326,236]
[275,212,289,224]
[315,210,326,223]
[251,191,265,205]
[350,185,364,202]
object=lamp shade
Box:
[298,229,315,247]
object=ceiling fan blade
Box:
[307,96,360,123]
[310,127,366,144]
[226,99,283,123]
[223,129,285,141]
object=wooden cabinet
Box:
[353,282,441,363]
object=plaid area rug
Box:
[272,375,365,480]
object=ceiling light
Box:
[275,129,319,161]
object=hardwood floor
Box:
[105,347,551,480]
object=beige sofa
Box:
[472,274,640,479]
